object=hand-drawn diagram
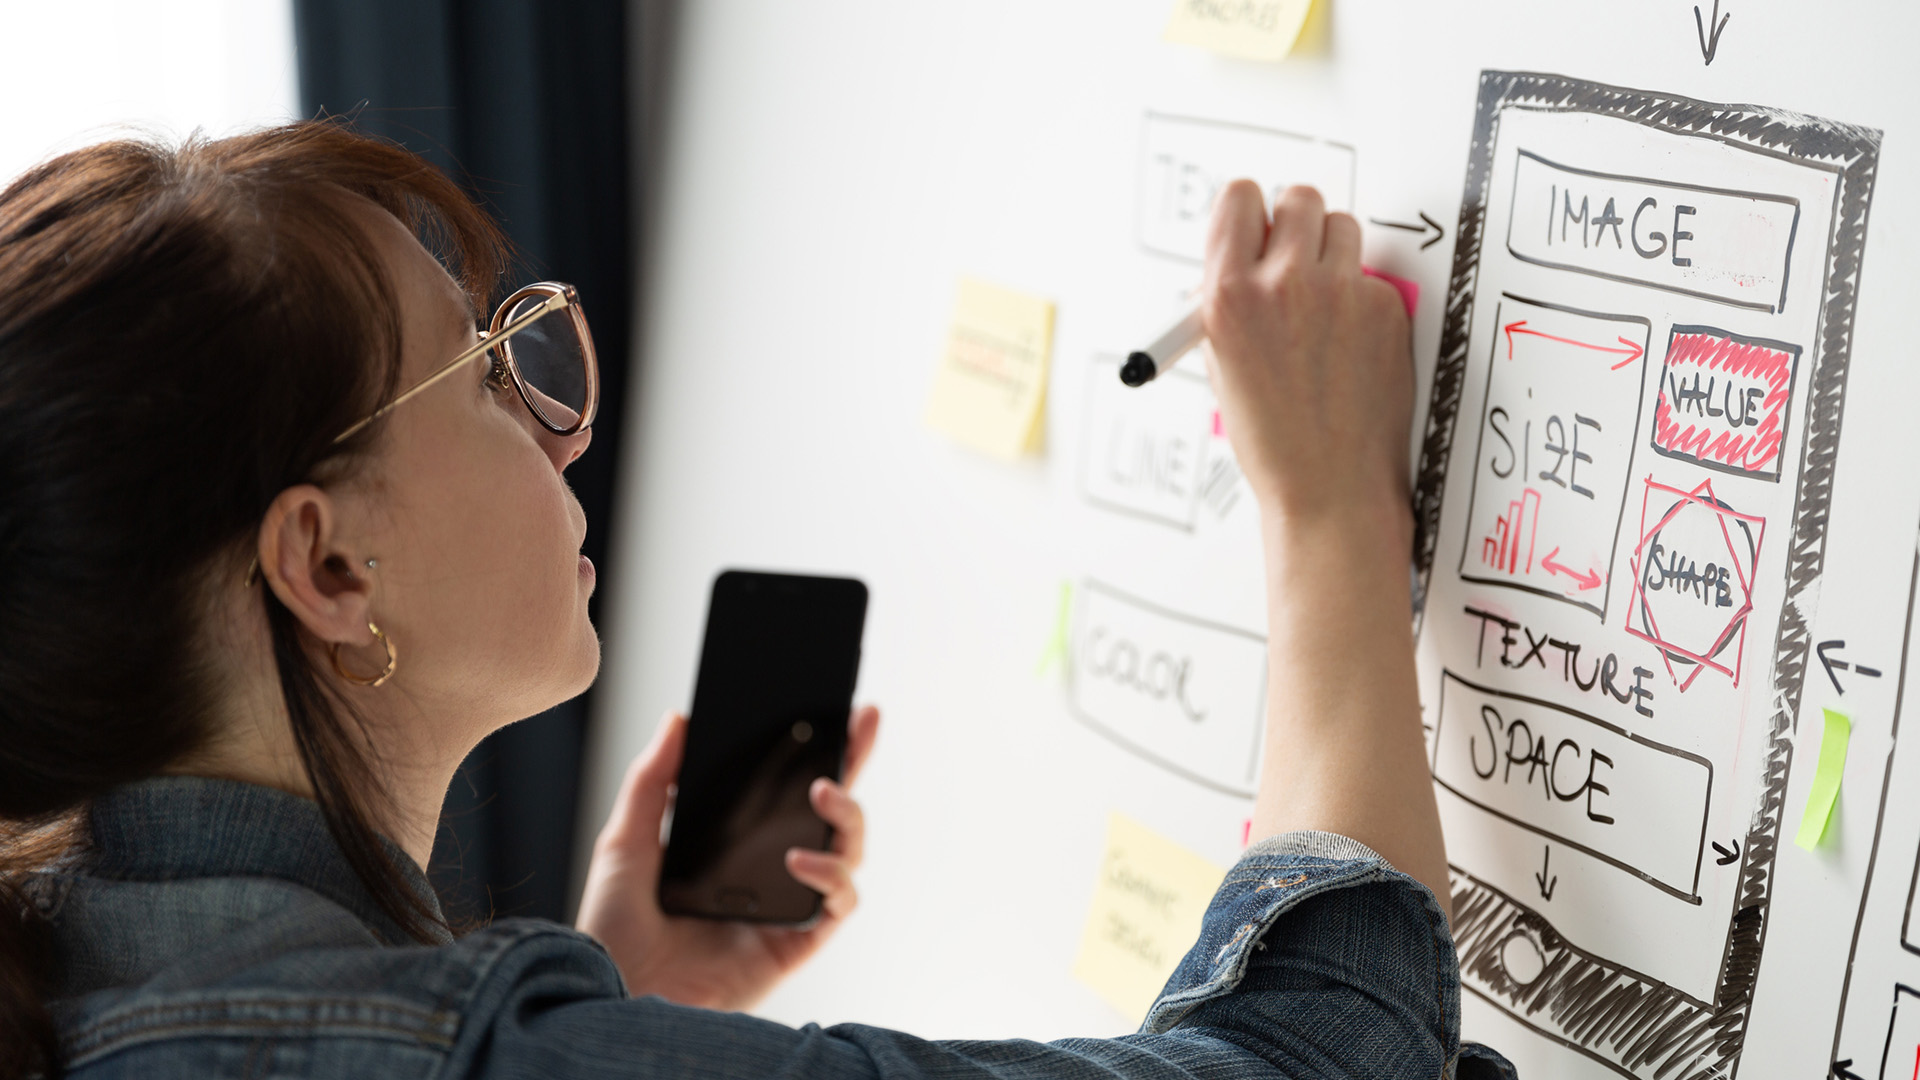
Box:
[1879,987,1920,1080]
[1136,112,1354,263]
[1623,476,1764,692]
[1412,73,1879,1078]
[1431,670,1711,903]
[1067,580,1266,796]
[1651,327,1800,480]
[1827,548,1920,1080]
[1079,355,1218,530]
[1458,294,1651,616]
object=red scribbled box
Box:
[1650,326,1801,482]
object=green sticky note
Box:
[1035,581,1074,676]
[1794,708,1852,851]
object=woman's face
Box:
[331,201,599,745]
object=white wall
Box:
[0,0,298,185]
[587,3,1920,1077]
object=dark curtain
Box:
[293,0,672,924]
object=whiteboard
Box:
[580,3,1920,1077]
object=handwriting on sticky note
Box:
[1072,811,1225,1023]
[923,278,1053,460]
[1794,707,1851,850]
[1162,0,1315,63]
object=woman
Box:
[0,122,1511,1078]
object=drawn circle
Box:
[1636,494,1756,669]
[1498,930,1547,987]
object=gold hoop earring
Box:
[330,621,398,687]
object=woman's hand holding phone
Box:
[575,704,880,1011]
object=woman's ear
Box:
[257,484,376,646]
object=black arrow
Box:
[1817,639,1884,696]
[1712,839,1741,865]
[1368,210,1445,251]
[1833,1058,1865,1080]
[1534,845,1558,901]
[1694,0,1730,65]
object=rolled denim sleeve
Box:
[450,831,1510,1080]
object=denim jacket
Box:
[33,778,1514,1078]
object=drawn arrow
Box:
[1694,0,1730,66]
[1503,321,1646,369]
[1534,846,1558,901]
[1832,1059,1865,1080]
[1368,210,1446,251]
[1712,839,1741,866]
[1541,547,1603,591]
[1817,639,1884,696]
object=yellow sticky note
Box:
[924,278,1053,459]
[1072,812,1226,1023]
[1162,0,1316,63]
[1794,708,1852,850]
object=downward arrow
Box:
[1695,0,1730,65]
[1712,839,1741,866]
[1534,846,1558,901]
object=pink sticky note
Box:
[1241,817,1252,848]
[1212,410,1224,437]
[1362,265,1420,317]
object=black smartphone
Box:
[658,569,868,923]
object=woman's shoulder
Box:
[48,864,624,1078]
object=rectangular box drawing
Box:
[1883,986,1920,1080]
[1432,670,1711,902]
[1136,112,1355,263]
[1650,326,1801,481]
[1067,580,1266,797]
[1505,149,1801,314]
[1079,354,1216,530]
[1408,72,1878,1080]
[1903,827,1920,957]
[1457,294,1651,618]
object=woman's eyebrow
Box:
[452,293,482,336]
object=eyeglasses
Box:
[335,281,599,444]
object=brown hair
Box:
[0,121,508,1078]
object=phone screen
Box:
[658,570,868,923]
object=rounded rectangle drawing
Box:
[1432,669,1712,903]
[1504,148,1802,314]
[1067,580,1266,797]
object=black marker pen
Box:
[1119,304,1205,387]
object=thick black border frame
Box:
[1411,72,1880,1079]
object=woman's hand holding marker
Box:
[1201,180,1450,919]
[1200,181,1415,543]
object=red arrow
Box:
[1503,321,1645,369]
[1540,546,1602,590]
